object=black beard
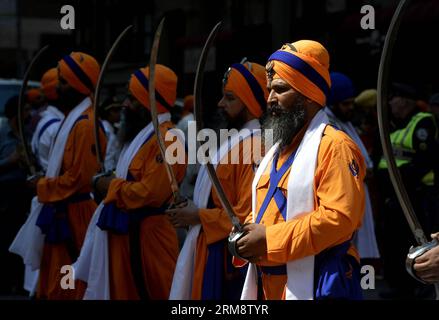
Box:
[261,96,307,150]
[57,87,86,111]
[217,107,247,130]
[117,107,151,144]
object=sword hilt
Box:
[228,229,248,261]
[406,238,439,284]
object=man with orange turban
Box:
[11,52,107,300]
[235,41,366,300]
[26,88,46,133]
[30,68,65,172]
[22,68,65,296]
[168,59,267,299]
[77,64,187,299]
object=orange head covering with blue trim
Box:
[26,88,42,104]
[128,64,177,113]
[183,94,194,113]
[267,40,331,107]
[58,52,100,96]
[223,60,268,118]
[41,68,59,101]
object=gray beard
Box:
[261,97,307,150]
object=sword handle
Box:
[168,194,187,210]
[228,229,248,260]
[406,238,439,285]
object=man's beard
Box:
[219,106,247,130]
[57,87,85,111]
[117,107,151,144]
[261,96,307,150]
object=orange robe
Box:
[104,121,186,300]
[192,135,261,299]
[36,106,107,299]
[244,125,365,300]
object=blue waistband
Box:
[259,264,287,276]
[97,202,168,234]
[36,192,92,243]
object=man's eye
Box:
[274,86,288,93]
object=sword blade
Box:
[18,45,49,176]
[193,22,243,232]
[376,0,427,245]
[93,25,133,173]
[149,17,184,205]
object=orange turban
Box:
[223,61,268,118]
[267,40,331,107]
[58,52,100,96]
[40,68,59,101]
[128,64,177,113]
[26,88,42,104]
[183,94,194,113]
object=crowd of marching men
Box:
[1,38,439,300]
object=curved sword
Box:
[193,21,242,231]
[377,0,439,294]
[149,17,185,205]
[93,25,133,173]
[18,45,49,176]
[193,22,247,259]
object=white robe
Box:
[31,105,65,172]
[101,119,121,172]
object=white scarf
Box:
[31,105,65,157]
[241,109,329,300]
[324,107,380,259]
[9,97,92,270]
[169,119,260,300]
[74,113,172,300]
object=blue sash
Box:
[314,239,363,300]
[255,150,297,223]
[96,201,168,234]
[96,129,161,234]
[36,192,91,244]
[201,240,225,300]
[255,149,362,300]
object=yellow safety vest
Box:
[378,112,436,186]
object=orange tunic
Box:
[36,106,107,300]
[244,125,365,300]
[192,135,262,299]
[104,121,186,300]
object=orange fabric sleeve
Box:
[264,129,365,264]
[37,107,106,203]
[198,138,257,245]
[104,122,186,210]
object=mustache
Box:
[261,101,307,150]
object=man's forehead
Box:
[270,78,290,87]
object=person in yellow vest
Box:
[377,83,438,299]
